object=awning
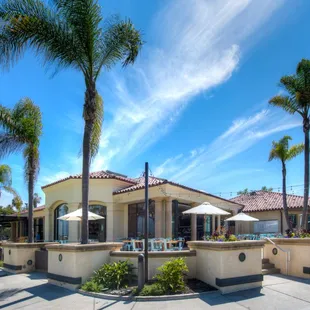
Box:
[0,215,27,225]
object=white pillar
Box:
[155,200,163,238]
[217,215,221,230]
[68,203,80,242]
[212,215,215,233]
[123,204,128,238]
[191,214,197,240]
[165,198,172,238]
[106,202,114,241]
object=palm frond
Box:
[0,133,25,158]
[0,164,12,186]
[95,18,143,79]
[90,92,103,159]
[2,185,19,198]
[286,143,304,161]
[0,0,86,74]
[269,95,301,115]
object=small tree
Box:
[33,193,41,209]
[261,186,273,192]
[237,188,249,195]
[269,136,304,230]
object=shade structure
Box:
[182,202,231,216]
[57,208,104,221]
[225,212,258,222]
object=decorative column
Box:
[217,215,221,230]
[212,215,215,233]
[191,214,197,240]
[165,198,173,238]
[155,200,163,238]
[68,203,80,242]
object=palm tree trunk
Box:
[282,161,292,231]
[301,117,309,229]
[28,154,34,243]
[81,82,96,244]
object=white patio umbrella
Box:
[224,212,258,222]
[57,208,104,221]
[182,202,230,237]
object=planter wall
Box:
[45,242,123,290]
[264,238,310,279]
[2,242,57,274]
[187,240,265,294]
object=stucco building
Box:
[6,170,242,242]
[232,190,310,234]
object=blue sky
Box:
[1,0,310,206]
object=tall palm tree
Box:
[0,98,42,243]
[0,164,19,198]
[33,193,41,209]
[269,136,304,231]
[0,0,143,244]
[269,59,310,229]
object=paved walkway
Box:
[0,272,310,309]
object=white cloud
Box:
[40,171,71,185]
[153,107,301,185]
[91,0,285,170]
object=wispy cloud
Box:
[92,0,285,170]
[153,107,301,185]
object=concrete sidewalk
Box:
[0,272,310,309]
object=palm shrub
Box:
[0,0,143,244]
[269,136,304,230]
[0,98,42,243]
[154,257,189,294]
[269,59,310,229]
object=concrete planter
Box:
[264,238,310,279]
[2,242,58,274]
[45,242,123,290]
[187,240,265,294]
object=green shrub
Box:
[81,280,103,292]
[228,234,237,241]
[92,260,133,290]
[154,257,188,294]
[139,283,165,296]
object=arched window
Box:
[89,205,107,242]
[54,204,69,241]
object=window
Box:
[89,205,107,242]
[34,218,44,241]
[54,204,69,241]
[289,214,297,229]
[128,201,155,238]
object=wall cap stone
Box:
[1,242,58,249]
[268,238,310,245]
[187,240,265,251]
[110,250,196,258]
[45,242,123,252]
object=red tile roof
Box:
[12,205,45,216]
[113,175,243,206]
[41,170,137,189]
[231,191,310,212]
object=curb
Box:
[77,289,218,301]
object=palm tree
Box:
[0,98,42,243]
[0,0,143,244]
[269,59,310,229]
[269,136,304,231]
[33,193,41,209]
[0,164,19,198]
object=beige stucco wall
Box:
[2,243,56,274]
[264,239,310,279]
[188,241,264,294]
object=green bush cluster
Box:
[139,283,165,296]
[82,260,133,292]
[154,257,188,294]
